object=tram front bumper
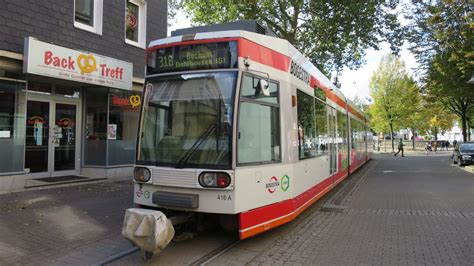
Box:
[134,183,237,214]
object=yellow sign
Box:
[129,95,141,108]
[77,54,97,74]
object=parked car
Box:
[452,142,474,166]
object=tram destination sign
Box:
[147,41,238,74]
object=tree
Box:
[406,1,474,141]
[175,0,404,79]
[423,101,456,141]
[398,78,426,149]
[369,54,418,152]
[352,95,371,114]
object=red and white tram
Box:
[133,22,373,240]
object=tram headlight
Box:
[134,167,151,183]
[198,172,231,188]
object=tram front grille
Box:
[152,191,199,209]
[152,169,198,188]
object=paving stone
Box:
[217,154,474,265]
[0,181,134,265]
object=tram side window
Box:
[297,90,316,159]
[350,118,363,151]
[359,122,363,149]
[314,99,328,155]
[350,118,355,149]
[358,121,363,153]
[337,110,348,169]
[296,91,328,159]
[337,110,347,148]
[238,75,280,164]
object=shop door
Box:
[25,100,79,177]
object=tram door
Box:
[328,107,337,177]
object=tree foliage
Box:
[423,101,456,139]
[351,95,371,114]
[369,54,419,151]
[406,1,474,141]
[168,0,180,27]
[369,53,456,147]
[175,0,404,78]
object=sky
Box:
[167,10,419,103]
[338,42,418,103]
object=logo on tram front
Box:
[281,174,290,192]
[266,176,280,194]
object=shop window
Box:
[28,82,51,94]
[108,89,141,165]
[84,88,141,167]
[0,80,26,174]
[108,90,141,141]
[125,0,147,48]
[238,75,280,164]
[0,84,16,138]
[74,0,103,35]
[55,86,80,98]
[84,88,108,166]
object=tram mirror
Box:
[258,79,270,96]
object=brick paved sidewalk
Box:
[0,181,134,265]
[213,154,474,265]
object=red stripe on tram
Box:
[238,38,291,72]
[239,170,348,239]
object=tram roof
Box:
[149,30,368,121]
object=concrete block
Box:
[0,174,27,194]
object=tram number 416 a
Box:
[217,194,232,201]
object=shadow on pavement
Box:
[0,180,134,265]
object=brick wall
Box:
[0,0,167,78]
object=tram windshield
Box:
[137,72,237,169]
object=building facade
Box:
[0,0,167,193]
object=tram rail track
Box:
[94,246,140,266]
[190,239,240,266]
[95,230,238,265]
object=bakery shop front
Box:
[0,37,142,191]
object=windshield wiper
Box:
[175,123,217,169]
